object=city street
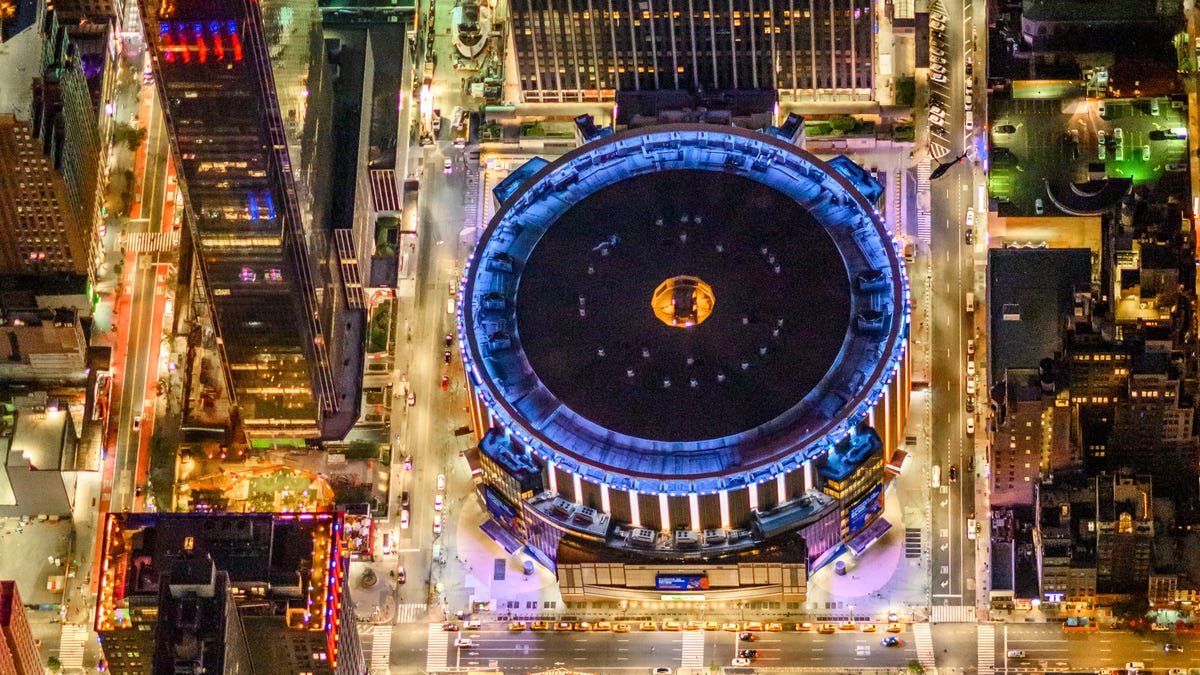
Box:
[925,0,988,619]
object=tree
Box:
[895,76,916,107]
[828,115,860,133]
[907,658,925,674]
[1111,596,1150,625]
[0,1,14,41]
[47,656,62,673]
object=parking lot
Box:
[989,94,1189,215]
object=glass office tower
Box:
[139,0,360,439]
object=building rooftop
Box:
[462,125,908,491]
[989,248,1092,381]
[517,167,850,442]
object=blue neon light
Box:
[248,194,259,221]
[265,194,276,220]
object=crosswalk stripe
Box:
[122,230,181,253]
[913,622,936,671]
[932,605,977,623]
[369,623,392,674]
[680,629,706,668]
[397,602,427,623]
[916,158,932,245]
[426,623,449,672]
[59,623,87,671]
[978,624,996,675]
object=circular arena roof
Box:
[459,125,908,494]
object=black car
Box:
[738,632,756,641]
[738,649,759,658]
[965,228,974,245]
[994,124,1018,134]
[949,465,958,482]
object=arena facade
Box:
[459,125,910,584]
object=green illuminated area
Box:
[989,95,1188,215]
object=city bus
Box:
[931,464,942,488]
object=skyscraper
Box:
[0,116,89,275]
[508,0,875,103]
[0,581,41,675]
[138,0,362,439]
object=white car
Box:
[400,509,410,529]
[929,113,946,127]
[433,515,442,534]
[731,658,752,666]
[930,63,946,74]
[454,637,474,648]
[967,339,976,356]
[967,361,976,377]
[443,158,453,174]
[965,119,974,132]
[966,209,975,227]
[435,494,444,511]
[966,378,976,395]
[132,415,142,431]
[437,473,446,490]
[966,416,975,435]
[967,518,977,540]
[930,105,946,118]
[930,72,947,84]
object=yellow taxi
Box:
[744,622,764,631]
[530,621,549,631]
[683,621,703,631]
[839,621,857,631]
[553,622,573,631]
[795,622,813,631]
[817,623,837,634]
[508,621,526,631]
[704,622,722,631]
[886,623,903,633]
[593,621,612,631]
[639,621,658,631]
[613,622,631,633]
[574,622,592,631]
[861,624,876,633]
[765,622,783,632]
[722,622,741,632]
[663,621,682,631]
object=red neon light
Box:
[231,33,243,61]
[197,35,207,63]
[163,34,175,62]
[212,34,224,60]
[179,34,190,62]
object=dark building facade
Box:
[509,0,875,103]
[138,0,363,439]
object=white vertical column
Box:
[548,462,558,493]
[601,485,611,513]
[572,474,584,505]
[804,460,814,492]
[719,490,730,529]
[659,494,671,532]
[776,474,787,504]
[749,483,760,512]
[630,492,641,528]
[689,494,700,532]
